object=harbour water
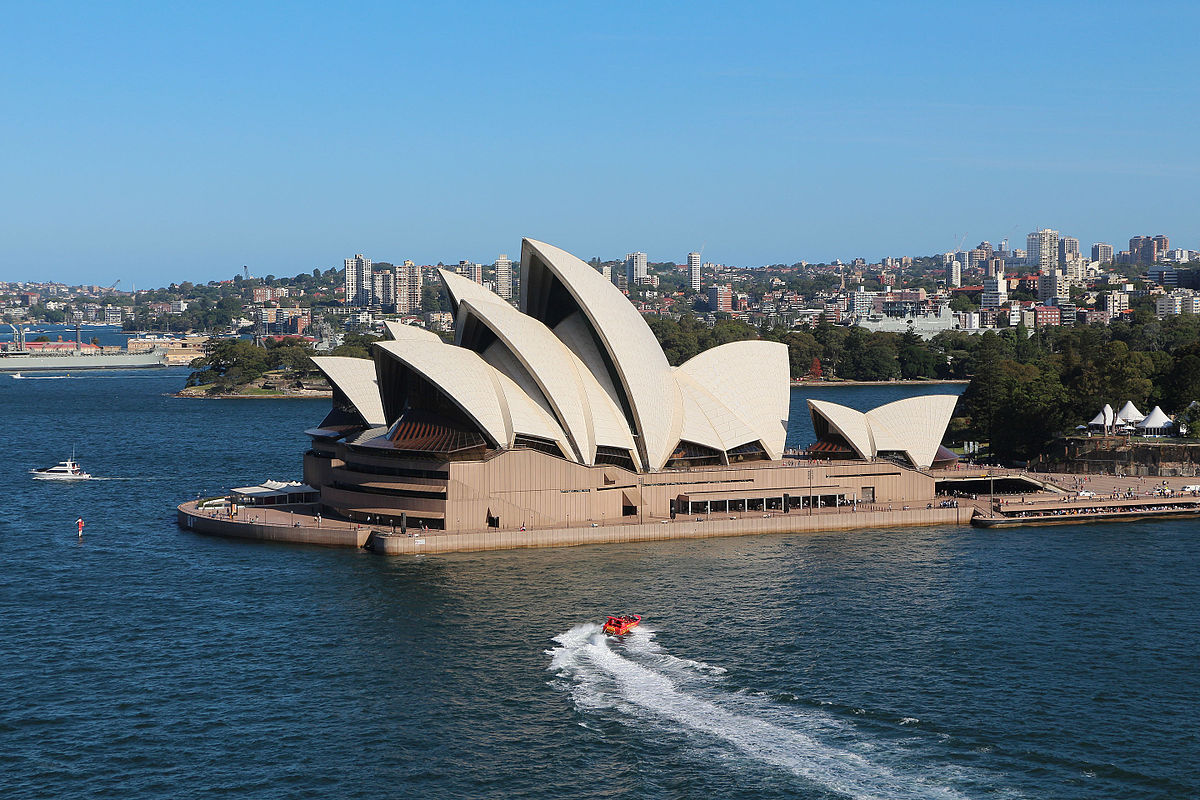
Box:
[2,371,1196,799]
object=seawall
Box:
[177,506,370,548]
[178,502,969,555]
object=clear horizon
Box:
[3,1,1197,285]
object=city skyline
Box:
[3,2,1199,285]
[3,224,1194,291]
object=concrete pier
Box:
[178,500,971,555]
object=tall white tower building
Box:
[344,254,372,306]
[1026,229,1060,271]
[494,254,513,300]
[687,252,702,292]
[626,252,647,285]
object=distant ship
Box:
[1,324,167,372]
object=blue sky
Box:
[3,1,1198,285]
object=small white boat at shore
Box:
[12,373,71,380]
[30,456,92,481]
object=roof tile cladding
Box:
[318,238,792,472]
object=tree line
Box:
[648,310,1200,462]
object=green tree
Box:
[187,339,269,389]
[330,332,383,359]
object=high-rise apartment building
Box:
[1038,270,1067,305]
[1092,243,1114,263]
[1027,229,1060,271]
[708,283,733,312]
[1129,235,1168,265]
[344,254,373,306]
[947,260,962,288]
[625,252,647,285]
[1058,237,1080,264]
[372,269,395,308]
[494,254,513,300]
[687,252,702,292]
[395,260,422,313]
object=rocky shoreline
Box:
[173,385,331,400]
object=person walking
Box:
[76,517,84,539]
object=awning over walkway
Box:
[231,480,319,505]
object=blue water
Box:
[2,372,1197,799]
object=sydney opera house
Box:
[302,239,958,532]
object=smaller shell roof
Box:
[310,356,386,427]
[808,399,875,461]
[807,395,960,469]
[374,340,511,447]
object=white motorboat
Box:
[30,456,92,481]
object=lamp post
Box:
[808,468,813,516]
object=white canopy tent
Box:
[1135,406,1173,436]
[1088,404,1115,431]
[1116,401,1144,424]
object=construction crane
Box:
[108,279,120,291]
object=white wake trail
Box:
[548,624,968,800]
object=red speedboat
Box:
[602,614,641,635]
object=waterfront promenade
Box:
[178,498,974,554]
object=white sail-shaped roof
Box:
[865,395,960,470]
[1088,409,1108,426]
[1116,401,1143,423]
[676,340,790,459]
[674,372,759,453]
[808,395,960,469]
[808,399,875,460]
[521,238,682,470]
[310,356,386,427]
[312,239,796,471]
[441,269,635,464]
[493,369,574,454]
[1135,406,1171,430]
[374,339,570,455]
